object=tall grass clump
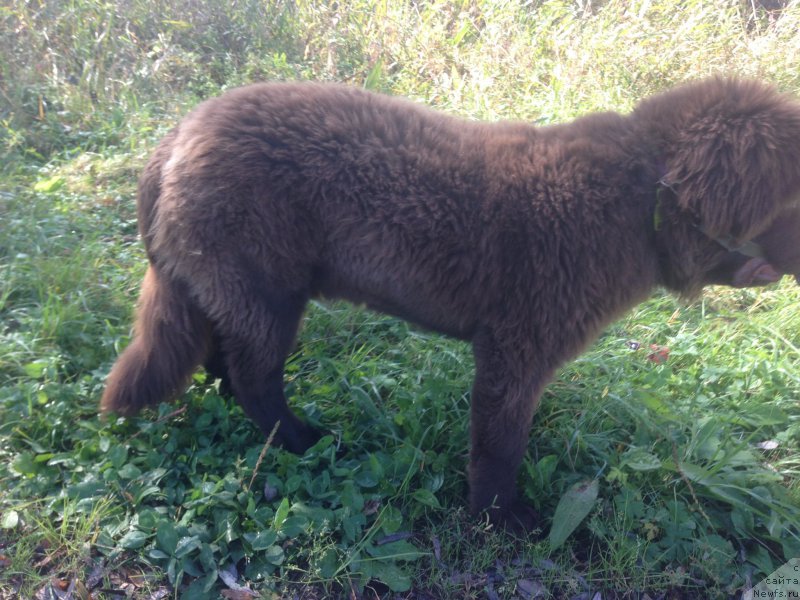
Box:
[3,1,800,598]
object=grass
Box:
[3,0,800,598]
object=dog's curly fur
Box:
[102,78,800,529]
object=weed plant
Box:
[2,1,800,598]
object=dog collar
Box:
[696,225,766,259]
[654,185,766,258]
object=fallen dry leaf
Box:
[647,344,670,364]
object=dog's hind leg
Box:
[203,332,233,396]
[207,280,320,454]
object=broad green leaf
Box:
[279,515,308,537]
[676,460,712,483]
[354,470,379,488]
[622,447,662,471]
[182,572,217,599]
[316,548,339,578]
[119,529,149,549]
[264,545,285,565]
[217,512,240,543]
[23,359,49,378]
[740,405,789,427]
[731,507,754,535]
[107,444,128,470]
[117,463,142,480]
[412,489,441,509]
[781,536,800,562]
[273,497,290,529]
[197,544,216,573]
[166,557,179,587]
[33,175,65,193]
[370,561,412,592]
[136,508,160,529]
[380,505,403,535]
[366,540,423,561]
[11,452,37,477]
[548,479,599,550]
[249,529,277,551]
[689,418,723,461]
[174,535,201,558]
[342,513,366,543]
[532,454,558,486]
[156,521,180,555]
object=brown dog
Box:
[102,78,800,529]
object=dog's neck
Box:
[654,179,766,259]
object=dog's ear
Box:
[656,80,800,242]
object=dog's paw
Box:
[484,501,540,535]
[272,422,323,455]
[291,429,323,455]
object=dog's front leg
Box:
[468,328,545,532]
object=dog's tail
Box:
[101,265,212,416]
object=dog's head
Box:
[705,206,800,287]
[633,78,800,295]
